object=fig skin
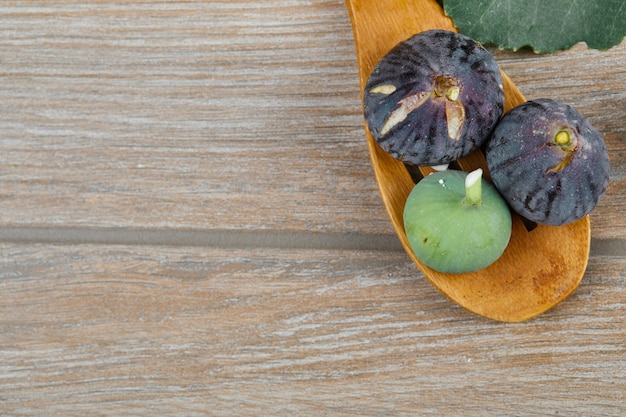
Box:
[403,169,512,274]
[485,99,610,226]
[363,29,504,166]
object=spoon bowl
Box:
[345,0,590,321]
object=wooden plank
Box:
[0,1,390,235]
[1,2,624,241]
[1,243,625,415]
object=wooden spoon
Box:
[345,0,591,322]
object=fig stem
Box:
[432,164,449,171]
[464,168,483,206]
[446,86,460,101]
[555,130,570,146]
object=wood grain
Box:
[0,0,390,235]
[0,1,624,240]
[0,1,625,414]
[1,244,625,415]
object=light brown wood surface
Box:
[1,1,625,415]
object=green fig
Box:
[403,169,512,273]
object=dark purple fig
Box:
[363,29,504,166]
[485,99,610,226]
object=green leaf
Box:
[443,0,626,53]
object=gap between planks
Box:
[0,226,403,252]
[0,226,623,256]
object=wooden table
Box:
[1,1,625,415]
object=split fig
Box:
[363,29,504,166]
[485,99,610,226]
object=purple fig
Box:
[363,29,504,166]
[485,99,610,226]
